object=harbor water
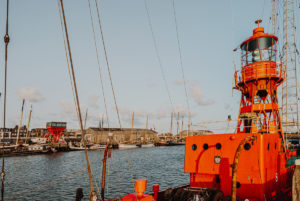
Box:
[3,146,188,200]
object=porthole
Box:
[236,182,241,189]
[268,143,270,150]
[203,143,209,150]
[216,176,220,183]
[192,144,197,151]
[216,143,222,150]
[244,143,251,151]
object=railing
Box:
[190,118,279,134]
[235,61,283,84]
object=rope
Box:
[5,150,104,200]
[111,151,121,198]
[106,155,109,198]
[6,168,86,200]
[2,0,10,199]
[94,0,122,129]
[126,151,134,186]
[57,0,80,125]
[3,0,10,129]
[58,0,95,196]
[87,0,111,129]
[171,0,191,125]
[144,0,174,111]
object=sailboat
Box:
[119,112,138,149]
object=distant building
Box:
[158,132,173,141]
[85,127,158,144]
[177,130,213,138]
[0,125,28,140]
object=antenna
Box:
[281,0,299,135]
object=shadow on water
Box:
[3,146,188,200]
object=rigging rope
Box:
[144,0,175,111]
[94,0,122,129]
[1,1,9,199]
[87,0,111,129]
[58,0,95,198]
[57,0,80,126]
[171,0,191,125]
[3,0,10,129]
[5,169,86,200]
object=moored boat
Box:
[118,143,138,149]
[106,20,300,201]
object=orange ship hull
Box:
[185,133,295,201]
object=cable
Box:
[57,0,80,124]
[171,0,191,125]
[87,0,111,129]
[58,0,95,196]
[144,0,174,111]
[94,0,122,129]
[3,0,10,129]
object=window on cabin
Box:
[241,37,277,66]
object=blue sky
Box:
[0,0,297,133]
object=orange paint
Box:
[184,21,294,201]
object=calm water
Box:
[3,146,188,200]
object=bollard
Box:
[293,159,300,201]
[135,179,147,199]
[75,188,83,201]
[152,184,159,201]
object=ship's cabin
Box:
[46,122,67,128]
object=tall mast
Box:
[144,115,148,143]
[25,105,32,144]
[281,0,299,135]
[3,0,10,129]
[170,112,173,134]
[16,99,25,145]
[272,0,276,34]
[130,112,134,143]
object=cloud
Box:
[59,100,86,118]
[189,85,214,106]
[172,104,197,118]
[16,88,45,102]
[174,78,191,85]
[59,100,75,116]
[88,94,99,109]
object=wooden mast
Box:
[130,112,134,143]
[16,99,25,146]
[25,105,32,144]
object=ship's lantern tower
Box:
[45,122,67,143]
[235,19,284,134]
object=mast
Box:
[144,115,148,143]
[170,112,173,134]
[25,105,32,144]
[181,115,184,139]
[58,0,95,198]
[281,0,299,135]
[130,112,134,143]
[16,99,25,146]
[3,0,10,129]
[176,112,179,138]
[84,109,88,130]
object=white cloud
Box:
[189,85,214,106]
[88,94,99,109]
[16,88,45,102]
[172,103,197,118]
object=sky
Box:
[0,0,299,133]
